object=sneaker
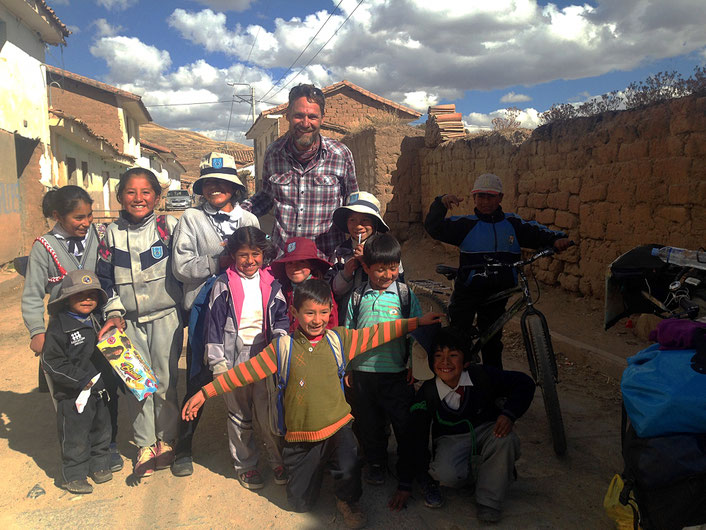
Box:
[336,499,367,529]
[364,464,385,485]
[134,446,156,478]
[109,442,124,472]
[171,455,194,477]
[63,479,93,494]
[154,440,175,470]
[238,469,264,490]
[477,504,502,523]
[422,481,444,508]
[90,469,113,484]
[273,465,288,485]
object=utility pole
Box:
[224,82,256,144]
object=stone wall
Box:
[343,92,706,298]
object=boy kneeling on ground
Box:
[389,326,535,523]
[183,278,442,529]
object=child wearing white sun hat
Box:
[170,151,260,476]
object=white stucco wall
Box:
[0,4,50,144]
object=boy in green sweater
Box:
[183,278,441,528]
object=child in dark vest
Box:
[389,326,535,523]
[42,270,115,494]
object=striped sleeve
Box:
[345,317,419,363]
[201,342,279,398]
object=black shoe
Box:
[91,469,113,484]
[63,479,93,494]
[109,443,123,472]
[364,464,385,485]
[477,504,502,523]
[171,455,194,477]
[238,469,264,490]
[422,481,444,508]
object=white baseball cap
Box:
[471,173,503,195]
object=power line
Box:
[258,0,346,103]
[146,100,234,107]
[266,0,365,102]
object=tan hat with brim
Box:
[332,191,390,233]
[47,270,108,314]
[193,151,245,195]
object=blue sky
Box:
[45,0,706,145]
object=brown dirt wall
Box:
[343,93,706,298]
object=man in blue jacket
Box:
[424,173,570,369]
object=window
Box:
[66,157,77,185]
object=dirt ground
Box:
[0,235,639,529]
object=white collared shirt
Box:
[204,203,245,239]
[435,371,473,411]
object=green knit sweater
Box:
[202,317,420,442]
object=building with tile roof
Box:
[245,80,421,182]
[0,0,71,261]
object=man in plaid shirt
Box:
[242,84,358,260]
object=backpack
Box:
[619,418,706,530]
[24,223,108,282]
[267,329,346,437]
[348,280,412,361]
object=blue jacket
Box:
[425,197,565,293]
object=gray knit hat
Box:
[47,270,107,313]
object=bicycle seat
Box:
[436,265,458,280]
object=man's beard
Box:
[293,129,319,150]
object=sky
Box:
[43,0,706,146]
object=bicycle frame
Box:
[470,263,560,383]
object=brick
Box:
[535,176,557,193]
[618,140,649,162]
[656,205,688,224]
[685,133,706,157]
[526,193,547,208]
[547,191,569,210]
[555,211,578,229]
[568,194,581,214]
[536,208,555,225]
[558,177,580,194]
[579,182,607,202]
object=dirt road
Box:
[0,258,625,529]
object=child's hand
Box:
[388,489,411,511]
[418,312,443,326]
[493,414,514,437]
[29,333,45,356]
[343,255,360,278]
[98,317,125,340]
[183,392,206,421]
[441,194,464,210]
[406,367,414,385]
[553,238,573,252]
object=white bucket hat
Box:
[193,151,245,195]
[332,191,390,233]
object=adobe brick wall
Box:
[49,84,123,152]
[343,92,706,299]
[342,125,425,236]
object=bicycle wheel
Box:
[525,314,567,456]
[412,290,450,324]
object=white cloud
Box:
[192,0,254,12]
[92,18,122,37]
[500,92,532,103]
[465,107,542,133]
[66,25,79,34]
[86,1,706,140]
[90,36,172,82]
[95,0,137,11]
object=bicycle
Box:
[410,247,568,456]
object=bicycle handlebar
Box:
[435,241,575,279]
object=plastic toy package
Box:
[96,329,159,401]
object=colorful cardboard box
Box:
[97,329,159,401]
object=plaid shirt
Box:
[242,134,358,259]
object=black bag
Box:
[621,419,706,530]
